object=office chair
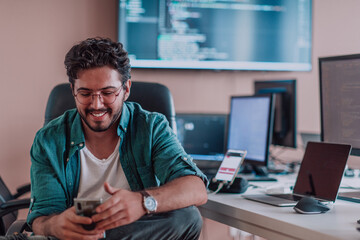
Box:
[4,81,176,236]
[44,82,176,130]
[0,177,31,235]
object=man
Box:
[26,37,208,240]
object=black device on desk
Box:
[319,53,360,203]
[227,95,276,181]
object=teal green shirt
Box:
[27,102,207,225]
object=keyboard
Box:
[338,191,360,203]
[269,194,301,201]
[245,176,277,182]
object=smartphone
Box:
[215,149,247,184]
[74,198,102,230]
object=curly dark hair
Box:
[64,37,131,87]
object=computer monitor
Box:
[176,113,227,174]
[118,0,312,71]
[227,95,275,176]
[319,54,360,156]
[254,80,297,148]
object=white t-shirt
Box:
[77,139,130,200]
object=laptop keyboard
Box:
[269,194,302,201]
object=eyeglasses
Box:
[74,87,122,105]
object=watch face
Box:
[144,197,157,212]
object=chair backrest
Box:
[0,177,17,236]
[44,83,76,125]
[44,82,176,130]
[127,82,176,130]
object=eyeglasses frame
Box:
[73,87,123,105]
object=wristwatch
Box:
[140,190,158,214]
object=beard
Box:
[78,104,123,133]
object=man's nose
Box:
[90,94,104,108]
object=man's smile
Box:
[91,111,107,118]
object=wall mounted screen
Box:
[118,0,312,71]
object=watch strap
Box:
[139,190,154,214]
[140,190,150,198]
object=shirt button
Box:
[71,141,74,145]
[66,158,69,162]
[79,143,84,147]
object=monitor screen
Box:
[118,0,312,71]
[176,113,227,170]
[319,54,360,156]
[254,79,297,148]
[227,95,274,167]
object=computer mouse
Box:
[293,196,330,214]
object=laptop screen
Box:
[293,142,351,201]
[176,113,227,166]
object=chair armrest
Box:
[6,219,32,236]
[13,183,31,199]
[0,198,30,217]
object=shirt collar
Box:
[117,102,130,136]
[70,112,85,147]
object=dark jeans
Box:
[1,206,202,240]
[104,206,202,240]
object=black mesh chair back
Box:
[44,82,176,130]
[0,178,18,236]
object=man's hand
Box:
[33,207,105,240]
[91,182,146,231]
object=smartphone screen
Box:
[215,149,247,183]
[74,198,102,217]
[74,198,102,230]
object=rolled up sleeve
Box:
[27,131,69,226]
[151,115,208,187]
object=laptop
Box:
[175,113,227,177]
[243,141,351,206]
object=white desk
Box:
[199,176,360,240]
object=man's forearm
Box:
[32,215,56,236]
[146,175,207,213]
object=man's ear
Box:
[70,83,75,96]
[124,79,132,101]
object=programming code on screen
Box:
[320,58,360,149]
[118,0,312,71]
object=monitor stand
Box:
[239,164,277,182]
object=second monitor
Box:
[227,95,275,176]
